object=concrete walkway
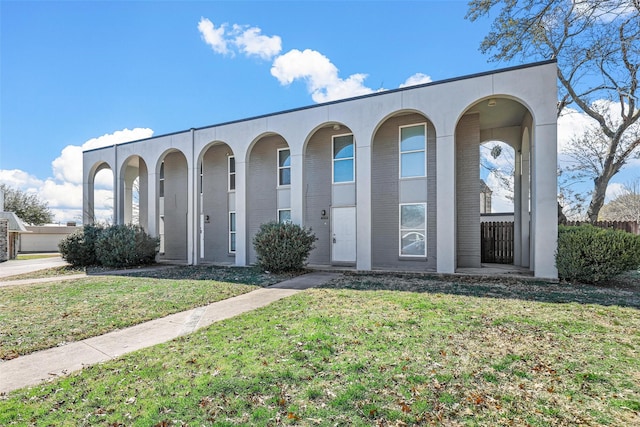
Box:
[0,271,340,394]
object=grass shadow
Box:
[319,270,640,309]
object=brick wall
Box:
[0,219,8,262]
[456,113,481,268]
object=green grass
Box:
[1,273,639,426]
[15,253,61,260]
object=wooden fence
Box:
[481,221,514,264]
[565,220,639,235]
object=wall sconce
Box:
[333,124,340,131]
[487,99,497,107]
[321,209,326,216]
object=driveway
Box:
[0,256,68,279]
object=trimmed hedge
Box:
[556,224,640,284]
[59,224,159,268]
[253,221,317,273]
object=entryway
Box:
[331,206,356,263]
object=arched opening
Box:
[198,142,235,264]
[87,162,114,224]
[157,150,188,262]
[370,111,436,271]
[121,156,148,228]
[456,97,532,270]
[246,133,289,264]
[303,122,355,266]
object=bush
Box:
[95,224,159,268]
[556,224,640,284]
[253,221,317,273]
[59,224,159,268]
[58,224,104,267]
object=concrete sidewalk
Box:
[0,256,69,279]
[0,271,340,394]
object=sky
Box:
[1,0,638,223]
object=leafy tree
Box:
[0,184,53,225]
[599,179,640,222]
[467,0,640,222]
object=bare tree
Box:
[599,179,640,222]
[467,0,640,222]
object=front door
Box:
[331,206,356,263]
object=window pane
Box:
[333,135,354,159]
[279,210,291,223]
[401,232,425,256]
[401,151,425,177]
[401,204,425,229]
[229,157,235,173]
[229,174,235,190]
[279,149,291,167]
[279,168,291,186]
[229,213,236,232]
[230,233,236,252]
[401,125,425,152]
[334,159,354,183]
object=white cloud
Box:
[605,182,625,203]
[1,128,152,224]
[52,128,153,186]
[198,18,230,55]
[233,25,282,60]
[198,18,282,60]
[400,73,432,88]
[271,49,375,103]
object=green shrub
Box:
[556,224,640,284]
[58,224,104,267]
[253,221,317,273]
[95,224,159,268]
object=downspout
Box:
[191,128,196,265]
[114,143,118,225]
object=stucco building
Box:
[83,60,558,278]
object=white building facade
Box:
[83,60,558,279]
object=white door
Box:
[332,207,356,263]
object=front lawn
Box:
[0,265,297,360]
[1,273,638,426]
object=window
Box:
[229,212,236,253]
[400,124,426,178]
[278,149,291,186]
[228,156,236,191]
[278,209,291,224]
[159,161,165,197]
[333,134,354,183]
[399,203,426,257]
[200,163,203,194]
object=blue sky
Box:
[1,0,637,223]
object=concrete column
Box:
[146,167,158,239]
[235,158,247,266]
[531,123,557,278]
[83,177,94,225]
[355,139,372,271]
[436,133,456,274]
[290,150,304,225]
[520,130,531,268]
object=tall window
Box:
[400,124,426,178]
[278,209,291,224]
[200,163,203,194]
[229,212,236,253]
[399,203,426,257]
[228,156,235,191]
[278,149,291,186]
[333,134,354,183]
[159,161,165,197]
